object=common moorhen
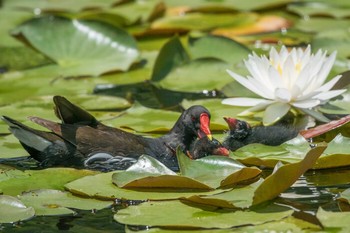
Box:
[222,117,298,151]
[2,96,227,171]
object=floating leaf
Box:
[288,2,350,19]
[152,13,256,31]
[178,149,261,188]
[151,36,190,82]
[112,155,212,189]
[3,0,118,13]
[252,144,326,205]
[0,195,35,223]
[316,208,350,232]
[106,102,180,133]
[185,144,326,208]
[313,134,350,169]
[212,15,291,38]
[13,16,139,76]
[113,151,260,190]
[19,189,112,216]
[157,58,231,92]
[66,172,223,201]
[0,168,97,196]
[114,200,293,228]
[188,35,250,65]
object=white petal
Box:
[222,97,267,107]
[263,102,291,126]
[292,99,321,108]
[313,89,347,101]
[314,75,342,92]
[275,88,292,102]
[226,69,263,96]
[314,51,337,88]
[238,100,274,116]
[299,108,330,122]
[268,65,283,89]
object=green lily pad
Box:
[151,36,190,82]
[312,29,350,60]
[12,16,139,76]
[313,134,350,169]
[295,17,350,33]
[126,216,318,232]
[188,34,251,65]
[316,208,350,232]
[106,102,180,133]
[178,149,261,188]
[113,150,261,190]
[164,0,293,11]
[232,134,347,169]
[0,134,28,158]
[151,13,257,31]
[288,2,350,18]
[114,199,293,228]
[0,168,97,196]
[19,189,112,216]
[3,0,119,13]
[107,0,165,25]
[157,58,231,93]
[66,171,223,201]
[185,144,326,208]
[0,195,35,223]
[113,155,212,190]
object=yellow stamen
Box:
[277,64,283,76]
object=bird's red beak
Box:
[223,117,238,130]
[198,113,212,140]
[213,147,230,156]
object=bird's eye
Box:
[191,116,196,121]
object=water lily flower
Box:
[222,45,346,125]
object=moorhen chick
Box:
[1,96,227,171]
[188,137,229,159]
[222,117,298,151]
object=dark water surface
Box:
[1,165,350,232]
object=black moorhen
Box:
[1,96,226,171]
[222,117,298,151]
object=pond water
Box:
[2,165,350,232]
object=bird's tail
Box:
[53,96,98,126]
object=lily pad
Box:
[232,134,350,169]
[151,13,257,31]
[12,16,139,76]
[188,34,250,65]
[178,149,261,188]
[151,36,190,82]
[0,168,97,196]
[106,102,180,133]
[113,151,261,190]
[316,208,350,232]
[0,195,35,223]
[114,199,293,228]
[112,155,212,190]
[288,2,350,18]
[157,58,232,93]
[66,171,223,201]
[19,189,112,216]
[185,144,326,208]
